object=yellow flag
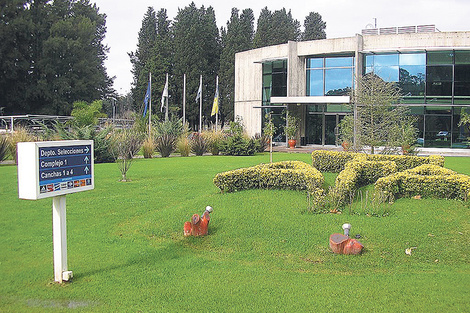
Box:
[211,84,219,116]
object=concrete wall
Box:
[362,31,470,51]
[234,44,288,136]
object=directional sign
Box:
[18,140,94,200]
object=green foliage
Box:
[189,133,209,156]
[302,11,326,41]
[219,134,258,156]
[213,160,324,193]
[0,0,112,115]
[70,100,106,127]
[7,126,36,164]
[153,117,184,137]
[50,123,116,163]
[155,134,177,157]
[202,130,225,155]
[219,8,255,122]
[311,150,357,172]
[142,137,155,158]
[152,117,184,157]
[311,150,444,173]
[111,128,143,181]
[284,114,299,140]
[263,113,276,138]
[253,133,269,153]
[0,136,10,162]
[228,116,245,136]
[172,3,220,127]
[340,74,417,154]
[253,7,301,48]
[176,135,191,157]
[375,164,470,202]
[317,158,398,209]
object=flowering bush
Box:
[311,150,444,173]
[213,161,324,194]
[375,164,470,202]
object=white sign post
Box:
[18,140,94,283]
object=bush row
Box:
[375,164,470,202]
[213,161,324,193]
[311,150,444,172]
[326,158,398,207]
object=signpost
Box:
[18,140,94,283]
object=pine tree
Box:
[253,7,301,48]
[129,7,158,113]
[219,8,254,122]
[302,12,327,41]
[172,2,220,129]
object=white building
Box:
[234,27,470,148]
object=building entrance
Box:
[305,113,345,145]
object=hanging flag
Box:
[195,77,202,102]
[211,80,219,116]
[161,74,168,112]
[143,81,151,117]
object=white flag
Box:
[161,74,168,112]
[195,76,202,102]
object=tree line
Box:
[130,2,327,130]
[0,0,326,128]
[0,0,113,116]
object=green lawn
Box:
[0,153,469,312]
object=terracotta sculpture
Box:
[329,223,363,255]
[184,206,213,237]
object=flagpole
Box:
[199,75,202,133]
[183,74,186,126]
[215,75,218,132]
[149,72,152,138]
[165,73,169,121]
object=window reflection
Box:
[306,56,354,96]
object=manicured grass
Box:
[0,153,469,312]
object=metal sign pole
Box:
[52,195,71,283]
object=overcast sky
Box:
[91,0,470,95]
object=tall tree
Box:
[0,0,112,115]
[339,74,417,154]
[129,7,158,113]
[253,7,301,48]
[172,2,220,129]
[302,12,326,41]
[37,0,112,115]
[219,8,254,122]
[0,0,33,114]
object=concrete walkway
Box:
[271,144,470,157]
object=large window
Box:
[307,56,354,96]
[262,60,287,106]
[366,53,426,102]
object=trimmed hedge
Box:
[328,158,398,206]
[213,161,324,193]
[311,151,356,172]
[311,150,444,173]
[375,164,470,202]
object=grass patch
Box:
[1,153,469,312]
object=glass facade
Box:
[305,56,354,144]
[259,50,470,149]
[364,51,470,148]
[307,56,354,96]
[262,60,288,141]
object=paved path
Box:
[271,144,470,157]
